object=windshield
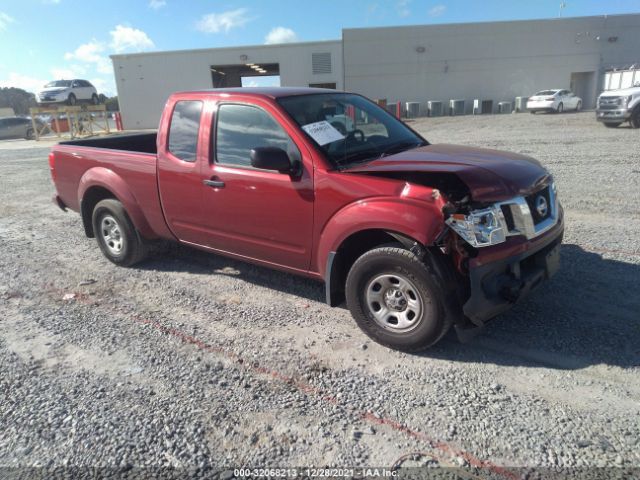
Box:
[277,93,427,168]
[45,80,72,88]
[535,90,558,96]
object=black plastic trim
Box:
[463,223,564,326]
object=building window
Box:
[215,104,299,168]
[168,100,203,162]
[309,83,337,89]
[312,52,332,74]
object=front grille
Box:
[598,97,621,109]
[525,187,552,225]
[496,184,558,241]
[500,204,515,231]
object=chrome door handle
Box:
[203,179,225,188]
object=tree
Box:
[0,87,37,115]
[104,96,119,112]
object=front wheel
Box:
[67,94,77,106]
[91,94,99,105]
[556,102,564,113]
[604,122,621,128]
[25,128,34,140]
[345,247,451,352]
[92,199,148,266]
[630,109,640,129]
[576,101,582,112]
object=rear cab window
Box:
[168,100,203,162]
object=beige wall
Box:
[343,14,640,111]
[112,40,343,129]
[112,14,640,128]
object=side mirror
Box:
[250,147,293,174]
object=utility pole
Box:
[559,1,567,17]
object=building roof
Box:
[110,39,341,59]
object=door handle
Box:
[203,179,225,188]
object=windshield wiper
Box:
[335,149,380,168]
[334,140,427,169]
[379,140,427,158]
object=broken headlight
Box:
[445,206,507,248]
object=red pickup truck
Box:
[49,87,563,351]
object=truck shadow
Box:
[139,243,326,303]
[426,244,640,370]
[139,243,639,370]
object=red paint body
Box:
[49,88,561,287]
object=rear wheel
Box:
[345,247,451,352]
[91,94,99,105]
[556,102,564,113]
[92,199,148,266]
[604,122,621,128]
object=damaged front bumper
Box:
[461,206,564,327]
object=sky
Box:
[1,0,639,96]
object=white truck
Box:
[596,85,640,128]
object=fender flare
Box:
[318,197,446,306]
[78,167,155,239]
[316,196,446,277]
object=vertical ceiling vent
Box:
[312,52,332,74]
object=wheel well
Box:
[81,187,116,237]
[326,229,415,306]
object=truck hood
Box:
[342,144,551,202]
[599,87,640,97]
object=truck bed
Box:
[59,132,157,154]
[51,132,173,241]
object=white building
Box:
[111,13,640,129]
[111,40,343,129]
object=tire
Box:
[556,103,563,113]
[67,94,77,106]
[530,110,536,114]
[91,94,99,105]
[92,199,148,266]
[345,247,451,352]
[630,109,640,129]
[604,122,621,128]
[24,128,34,140]
[576,101,582,112]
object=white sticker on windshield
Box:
[302,120,345,146]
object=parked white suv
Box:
[596,85,640,128]
[527,89,582,113]
[36,79,99,106]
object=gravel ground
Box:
[0,111,639,476]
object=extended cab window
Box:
[215,104,299,167]
[168,100,203,162]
